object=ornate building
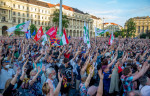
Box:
[104,23,123,33]
[91,15,102,37]
[0,0,102,37]
[125,16,150,36]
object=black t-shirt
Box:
[3,79,23,96]
[65,63,73,82]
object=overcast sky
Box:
[44,0,150,27]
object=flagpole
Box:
[95,27,96,45]
[59,0,62,38]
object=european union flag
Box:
[32,30,36,36]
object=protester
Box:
[0,36,150,96]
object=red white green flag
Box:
[60,28,69,45]
[109,32,114,45]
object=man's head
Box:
[2,60,10,70]
[122,66,132,76]
[63,58,69,65]
[139,75,150,86]
[46,68,56,80]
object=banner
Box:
[95,28,109,36]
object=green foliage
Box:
[140,33,147,38]
[45,26,51,31]
[30,24,37,35]
[114,29,126,38]
[125,19,136,37]
[52,9,69,30]
[106,32,110,37]
[14,31,24,36]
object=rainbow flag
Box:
[50,38,60,45]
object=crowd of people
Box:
[0,36,150,96]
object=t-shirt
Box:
[0,68,15,89]
[64,51,70,59]
[65,64,73,82]
[76,65,81,80]
[121,75,133,96]
[103,71,111,93]
[140,85,150,96]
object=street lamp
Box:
[58,0,62,38]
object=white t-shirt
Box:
[0,68,15,89]
[140,85,150,96]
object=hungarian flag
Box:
[60,29,69,45]
[34,26,44,41]
[46,27,57,38]
[109,32,115,45]
[7,20,30,32]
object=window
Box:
[35,21,36,25]
[38,21,40,25]
[35,8,36,11]
[31,7,32,11]
[38,16,40,19]
[13,12,15,15]
[18,12,20,16]
[31,20,33,24]
[142,26,144,33]
[27,7,29,10]
[42,16,43,19]
[146,26,149,33]
[42,22,44,25]
[18,5,20,9]
[42,10,43,13]
[45,22,47,25]
[31,14,32,17]
[23,6,24,9]
[18,19,20,23]
[13,4,15,8]
[138,26,140,33]
[27,14,29,17]
[1,16,6,22]
[23,13,25,17]
[35,15,36,18]
[13,17,16,23]
[45,10,47,14]
[23,18,25,22]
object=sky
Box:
[44,0,150,27]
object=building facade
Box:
[0,0,100,37]
[104,23,123,33]
[125,16,150,36]
[91,15,102,37]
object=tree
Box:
[30,24,37,35]
[14,31,24,36]
[125,19,136,37]
[106,32,110,37]
[45,26,51,31]
[52,9,69,30]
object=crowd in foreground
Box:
[0,36,150,96]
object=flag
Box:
[7,20,30,32]
[26,30,31,39]
[50,38,60,45]
[95,28,109,36]
[32,30,36,36]
[68,35,71,39]
[46,27,57,38]
[60,29,69,45]
[9,33,14,37]
[86,24,90,48]
[42,34,48,45]
[34,26,44,41]
[109,32,115,45]
[83,22,87,43]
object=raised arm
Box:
[29,67,41,85]
[81,54,91,75]
[54,72,63,96]
[96,69,104,96]
[85,66,94,87]
[132,61,150,81]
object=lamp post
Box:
[58,0,62,38]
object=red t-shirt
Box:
[118,66,123,73]
[64,51,70,59]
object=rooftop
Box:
[133,16,150,19]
